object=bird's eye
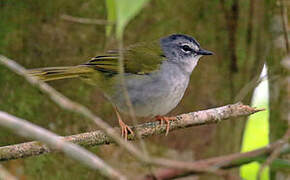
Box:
[181,45,192,53]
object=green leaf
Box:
[105,0,116,37]
[114,0,149,39]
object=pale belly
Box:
[128,78,189,117]
[109,63,190,117]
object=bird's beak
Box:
[197,48,214,56]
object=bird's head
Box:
[160,34,213,74]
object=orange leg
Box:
[155,115,176,136]
[114,107,134,140]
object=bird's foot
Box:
[118,119,134,140]
[114,106,134,140]
[155,115,176,136]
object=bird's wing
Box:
[83,42,166,75]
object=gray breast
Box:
[110,61,190,117]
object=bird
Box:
[28,34,213,139]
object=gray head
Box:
[160,34,213,74]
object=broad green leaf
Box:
[114,0,149,39]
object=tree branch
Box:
[257,128,290,179]
[0,103,263,162]
[0,111,126,179]
[142,141,290,180]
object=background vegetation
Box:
[0,0,288,179]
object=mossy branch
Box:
[0,102,262,161]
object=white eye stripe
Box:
[192,45,199,51]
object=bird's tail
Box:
[28,66,94,82]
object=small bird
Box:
[28,34,213,138]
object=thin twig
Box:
[142,141,290,180]
[60,14,114,25]
[0,55,147,163]
[257,128,290,180]
[0,111,126,179]
[0,164,17,180]
[235,73,281,102]
[235,74,266,102]
[0,103,263,161]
